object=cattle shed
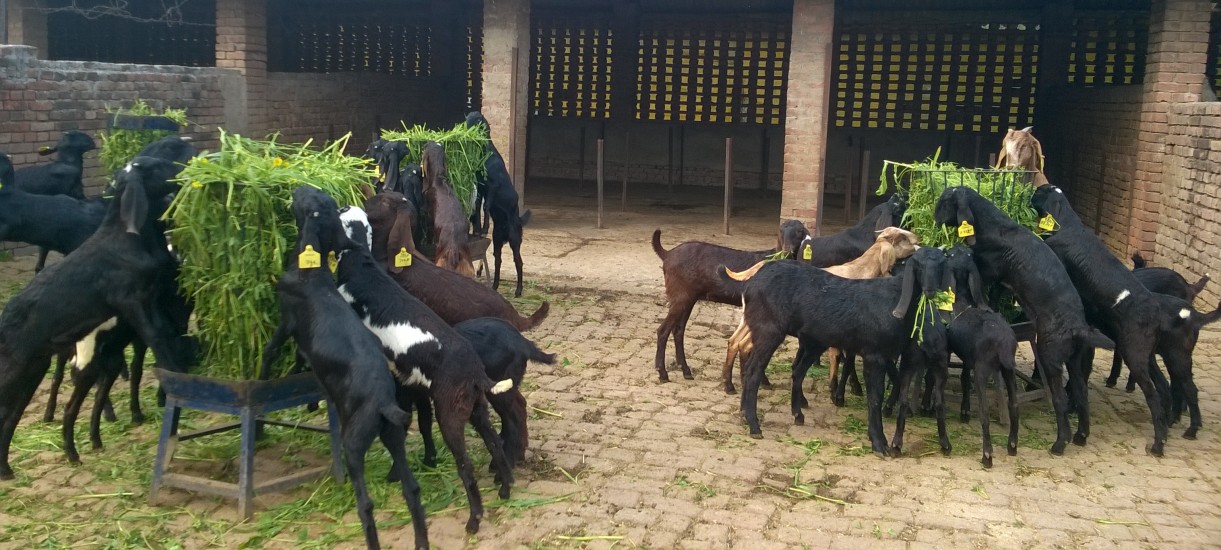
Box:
[3,0,1221,277]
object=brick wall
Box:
[1156,102,1221,307]
[1042,86,1144,256]
[780,0,834,231]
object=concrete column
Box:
[780,0,835,231]
[215,0,268,136]
[481,0,531,208]
[6,0,48,56]
[1129,0,1211,258]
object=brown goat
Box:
[995,126,1049,187]
[722,227,920,394]
[421,141,477,277]
[365,192,549,331]
[364,191,427,264]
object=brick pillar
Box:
[781,0,835,231]
[6,0,48,56]
[215,0,268,136]
[1130,0,1211,258]
[481,0,530,209]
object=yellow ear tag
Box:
[938,288,955,311]
[1038,214,1056,231]
[327,251,338,274]
[374,165,382,181]
[394,247,413,268]
[802,244,812,261]
[957,220,975,238]
[298,245,321,269]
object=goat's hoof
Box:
[1049,442,1066,456]
[1072,433,1088,447]
[41,412,55,423]
[1183,428,1199,440]
[723,384,737,395]
[981,454,993,469]
[657,372,671,383]
[1147,442,1165,457]
[0,471,13,481]
[959,413,970,423]
[749,432,763,440]
[681,371,695,381]
[465,517,481,534]
[67,457,82,466]
[1007,445,1018,456]
[130,413,145,425]
[941,445,952,456]
[1124,385,1136,394]
[761,377,774,388]
[423,458,437,469]
[834,399,846,408]
[91,441,104,451]
[851,387,863,397]
[386,472,401,483]
[881,406,893,417]
[498,486,511,500]
[793,414,805,426]
[1104,378,1118,388]
[889,445,902,457]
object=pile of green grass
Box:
[380,122,491,217]
[166,130,373,380]
[98,99,190,173]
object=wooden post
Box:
[597,138,605,229]
[724,137,733,235]
[621,130,629,210]
[858,150,870,221]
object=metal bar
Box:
[596,138,604,229]
[858,150,870,221]
[621,130,629,211]
[724,137,733,235]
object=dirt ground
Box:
[1,181,1220,549]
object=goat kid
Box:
[262,187,429,549]
[652,220,810,387]
[934,186,1112,456]
[420,141,476,277]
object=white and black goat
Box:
[721,247,950,456]
[261,187,429,550]
[933,186,1113,456]
[335,202,514,535]
[1031,185,1221,444]
[0,155,191,480]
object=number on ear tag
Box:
[1038,214,1056,231]
[802,244,812,261]
[957,221,975,238]
[938,288,955,311]
[299,245,322,269]
[394,247,413,268]
[327,251,338,274]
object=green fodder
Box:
[166,130,373,380]
[878,150,1039,249]
[98,99,190,173]
[380,122,491,216]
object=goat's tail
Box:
[519,209,532,227]
[651,229,669,260]
[1189,274,1210,300]
[380,404,413,427]
[1130,251,1148,269]
[725,261,767,282]
[489,378,515,395]
[521,301,550,331]
[1191,300,1221,331]
[527,341,557,365]
[1075,328,1114,351]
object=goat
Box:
[888,259,952,458]
[723,247,950,455]
[364,192,550,331]
[1105,253,1209,391]
[420,141,476,277]
[466,111,532,297]
[14,130,96,199]
[1031,184,1221,445]
[0,183,106,274]
[364,192,426,262]
[994,126,1049,186]
[261,188,429,549]
[376,142,425,212]
[797,194,906,267]
[933,185,1113,456]
[721,227,919,401]
[0,155,191,479]
[333,201,513,535]
[944,245,1020,467]
[651,220,810,387]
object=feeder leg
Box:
[238,407,257,520]
[149,399,182,503]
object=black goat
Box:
[944,245,1020,467]
[934,186,1113,456]
[0,156,190,479]
[724,247,949,456]
[466,111,532,297]
[652,220,810,387]
[1031,185,1220,445]
[798,194,906,267]
[262,187,429,550]
[336,203,513,534]
[14,130,96,199]
[0,183,106,274]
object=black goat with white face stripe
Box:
[336,204,514,536]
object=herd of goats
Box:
[0,122,1216,549]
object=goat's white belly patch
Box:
[73,317,119,370]
[1113,290,1131,307]
[365,319,440,356]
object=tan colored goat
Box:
[721,227,920,393]
[995,126,1050,187]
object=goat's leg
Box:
[0,355,50,479]
[63,352,105,464]
[740,330,783,439]
[847,352,864,396]
[1117,334,1167,455]
[959,362,973,423]
[672,304,696,380]
[470,398,513,498]
[1001,353,1020,458]
[889,356,918,455]
[435,403,485,534]
[380,422,430,550]
[413,390,437,468]
[975,360,994,467]
[1160,347,1201,439]
[833,353,853,408]
[654,300,693,382]
[33,247,49,273]
[881,359,901,416]
[43,353,70,423]
[491,231,505,292]
[919,367,936,417]
[790,341,824,424]
[128,341,147,425]
[827,348,840,395]
[932,358,951,455]
[864,356,895,457]
[1033,337,1073,455]
[344,441,381,550]
[509,225,525,298]
[1068,345,1095,447]
[88,362,123,453]
[1105,349,1124,388]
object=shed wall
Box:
[1157,101,1221,308]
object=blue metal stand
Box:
[148,369,343,519]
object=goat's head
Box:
[946,244,988,310]
[113,156,179,235]
[892,246,950,318]
[876,227,919,258]
[135,135,198,170]
[364,191,419,272]
[291,186,350,260]
[0,152,13,189]
[338,205,374,252]
[465,111,491,136]
[996,127,1048,186]
[420,141,447,191]
[1030,184,1076,229]
[365,138,388,162]
[40,130,97,157]
[777,220,811,257]
[877,194,907,230]
[378,141,410,193]
[933,186,980,246]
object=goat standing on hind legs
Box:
[466,111,531,297]
[995,126,1049,187]
[420,141,476,277]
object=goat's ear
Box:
[954,190,977,246]
[967,260,990,311]
[877,242,898,276]
[891,258,917,318]
[1020,126,1034,134]
[119,178,149,235]
[386,205,414,274]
